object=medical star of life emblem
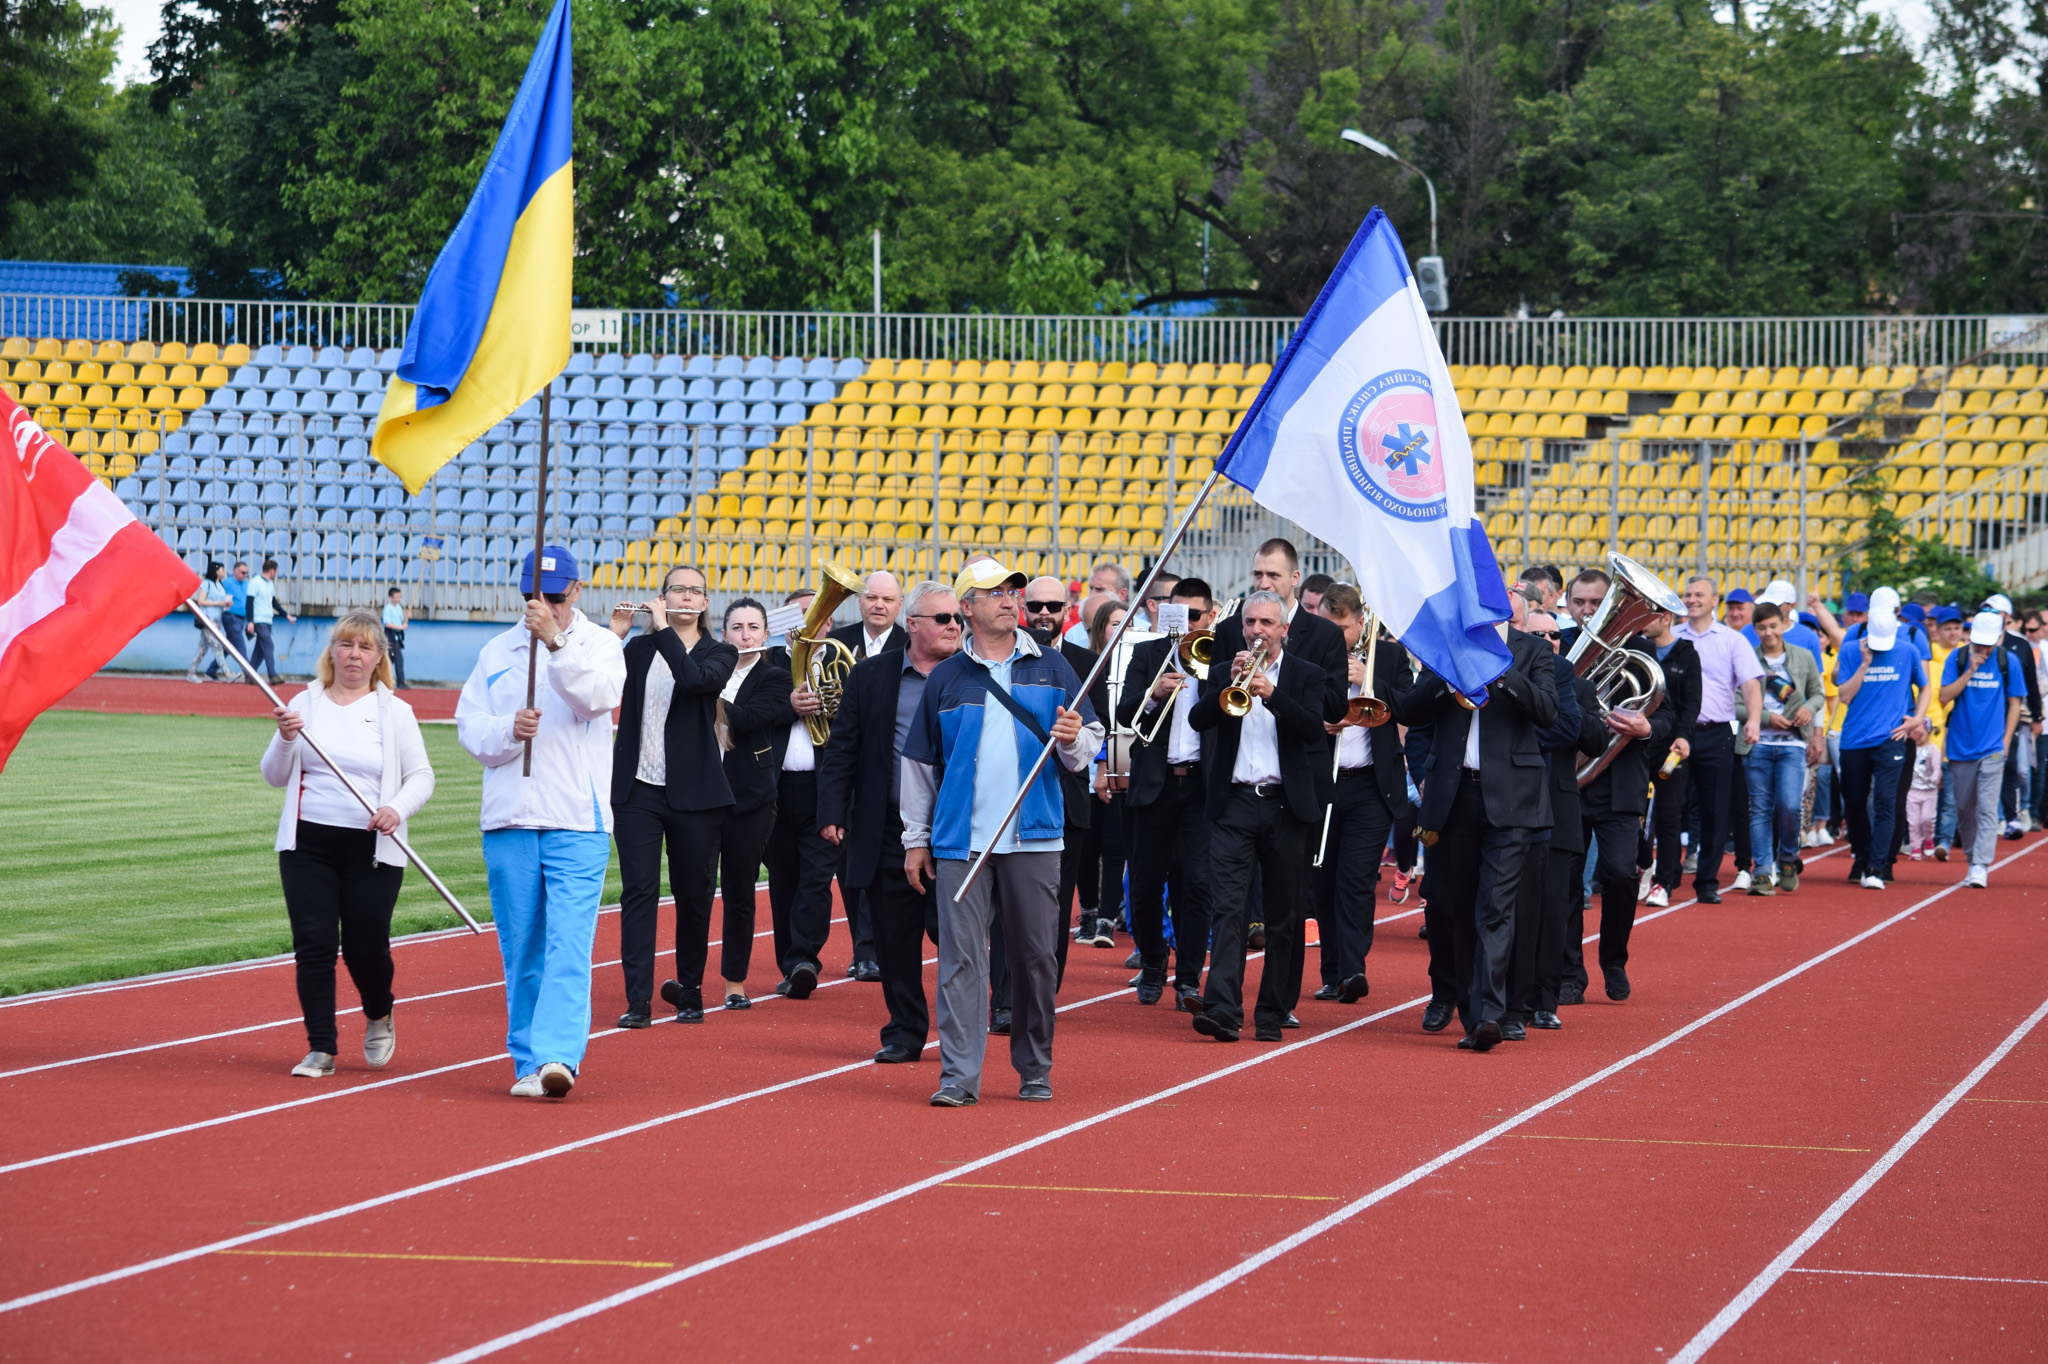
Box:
[1336,369,1449,523]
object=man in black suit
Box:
[1023,576,1102,989]
[1186,590,1330,1043]
[1116,577,1218,1009]
[1391,589,1559,1051]
[1307,583,1413,1006]
[816,580,962,1063]
[824,570,909,982]
[1637,608,1701,913]
[766,590,837,999]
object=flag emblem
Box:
[1338,370,1446,521]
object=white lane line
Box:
[1110,1350,1499,1364]
[1,914,848,1080]
[1787,1267,2048,1288]
[1670,1009,2048,1356]
[1051,840,2036,1364]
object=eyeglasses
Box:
[1024,600,1066,614]
[980,586,1023,601]
[1527,629,1560,640]
[911,612,963,626]
[664,583,708,597]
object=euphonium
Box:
[1219,640,1269,717]
[790,556,865,746]
[1566,551,1684,786]
[1339,610,1391,728]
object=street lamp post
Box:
[1340,128,1448,312]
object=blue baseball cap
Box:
[520,545,580,594]
[1843,592,1870,613]
[1798,611,1819,629]
[1931,606,1961,624]
[1725,588,1755,604]
[1899,602,1926,623]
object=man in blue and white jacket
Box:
[456,546,626,1100]
[903,557,1104,1107]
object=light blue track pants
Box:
[484,827,610,1077]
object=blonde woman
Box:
[263,611,436,1078]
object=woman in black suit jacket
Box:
[711,598,794,1008]
[610,565,737,1025]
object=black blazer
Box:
[721,648,796,814]
[613,628,740,811]
[829,619,909,661]
[1584,632,1679,815]
[1188,649,1330,823]
[1355,636,1416,821]
[1212,604,1350,727]
[1392,628,1560,833]
[1059,639,1099,830]
[815,647,912,890]
[1541,668,1604,855]
[1115,635,1208,808]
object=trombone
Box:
[1315,605,1392,867]
[1133,628,1214,745]
[1219,640,1269,717]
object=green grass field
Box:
[0,711,624,996]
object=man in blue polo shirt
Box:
[1942,612,2027,887]
[1835,601,1932,889]
[222,561,252,678]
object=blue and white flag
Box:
[1217,208,1511,700]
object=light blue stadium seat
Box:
[715,428,744,450]
[712,355,744,377]
[460,510,486,530]
[568,398,599,420]
[603,446,630,471]
[285,345,316,366]
[253,345,285,366]
[658,400,688,422]
[803,356,837,379]
[352,369,381,393]
[600,399,628,420]
[743,356,774,378]
[685,378,715,400]
[623,353,653,376]
[624,377,653,400]
[776,403,807,424]
[747,402,776,423]
[314,346,344,367]
[513,398,539,420]
[683,355,714,378]
[653,354,684,377]
[346,347,375,369]
[714,378,745,400]
[567,375,597,398]
[744,378,775,400]
[596,375,625,398]
[594,353,624,375]
[804,379,836,402]
[653,377,684,400]
[773,356,804,378]
[565,353,594,376]
[714,401,745,424]
[628,400,657,421]
[834,357,865,378]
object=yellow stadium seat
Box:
[114,384,145,409]
[94,341,122,362]
[221,343,250,366]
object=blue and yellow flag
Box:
[372,0,573,494]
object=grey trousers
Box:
[936,851,1061,1096]
[1949,754,2006,870]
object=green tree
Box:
[0,0,113,243]
[5,84,207,265]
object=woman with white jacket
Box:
[262,611,435,1078]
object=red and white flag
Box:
[0,392,200,771]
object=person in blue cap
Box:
[456,545,627,1099]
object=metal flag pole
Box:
[522,385,553,776]
[953,465,1225,902]
[188,599,483,933]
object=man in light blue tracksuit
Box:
[903,557,1103,1108]
[456,546,626,1099]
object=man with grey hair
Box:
[1068,561,1132,645]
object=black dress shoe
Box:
[617,1004,652,1029]
[1421,1000,1454,1033]
[874,1044,918,1064]
[929,1085,977,1106]
[988,1008,1011,1035]
[1124,950,1142,969]
[1500,1019,1527,1041]
[1253,1024,1283,1042]
[1604,966,1631,1001]
[724,993,751,1011]
[1336,973,1369,1004]
[1696,887,1722,904]
[854,960,882,982]
[1281,1011,1301,1029]
[1457,1020,1502,1052]
[1175,987,1202,1013]
[1247,921,1266,949]
[1135,976,1164,1005]
[1531,1010,1562,1029]
[773,978,791,996]
[660,979,704,1022]
[677,1005,705,1023]
[785,962,818,1000]
[1191,1011,1240,1042]
[1557,983,1585,1006]
[1312,984,1340,1001]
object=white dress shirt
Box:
[1462,705,1482,770]
[1166,677,1202,765]
[782,718,816,772]
[862,626,893,658]
[1230,660,1285,786]
[1338,677,1373,770]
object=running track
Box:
[2,839,2044,1361]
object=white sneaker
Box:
[539,1061,575,1097]
[1645,884,1669,908]
[1860,874,1886,890]
[291,1051,335,1077]
[1966,865,1988,888]
[363,1015,395,1068]
[1816,830,1836,846]
[1732,870,1752,891]
[510,1073,545,1097]
[185,672,203,684]
[1638,868,1655,900]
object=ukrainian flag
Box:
[372,0,573,494]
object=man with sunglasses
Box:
[817,580,964,1063]
[1022,577,1110,973]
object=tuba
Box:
[1566,552,1684,786]
[790,557,864,746]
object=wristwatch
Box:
[548,630,566,652]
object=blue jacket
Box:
[901,632,1103,862]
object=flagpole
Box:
[952,466,1224,902]
[189,599,483,933]
[522,386,553,777]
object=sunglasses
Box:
[1024,600,1067,614]
[1527,629,1560,640]
[912,612,963,626]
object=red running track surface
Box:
[2,838,2044,1362]
[51,673,463,720]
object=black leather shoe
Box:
[1336,973,1369,1004]
[677,1005,705,1024]
[853,960,882,983]
[1175,987,1202,1013]
[1531,1010,1562,1029]
[724,993,751,1011]
[1696,887,1722,904]
[1247,921,1266,949]
[988,1008,1011,1035]
[617,1004,652,1029]
[1281,1011,1301,1029]
[773,978,791,996]
[1604,966,1631,1001]
[1557,983,1585,1006]
[1500,1019,1527,1041]
[874,1044,918,1064]
[1125,950,1142,969]
[1458,1020,1502,1052]
[1191,1011,1240,1042]
[1421,1000,1454,1033]
[929,1085,977,1106]
[786,962,818,1000]
[1312,984,1340,1000]
[1135,976,1164,1005]
[660,979,704,1022]
[1254,1024,1283,1042]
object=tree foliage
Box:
[0,0,114,242]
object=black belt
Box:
[1461,768,1484,783]
[1236,781,1281,797]
[1337,765,1373,780]
[1168,763,1199,777]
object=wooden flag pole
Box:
[522,386,553,776]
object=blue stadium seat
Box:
[628,400,656,421]
[686,378,715,399]
[567,375,597,398]
[654,377,684,400]
[253,345,284,366]
[623,353,654,376]
[600,399,628,420]
[624,377,653,399]
[346,347,375,369]
[653,354,684,377]
[747,402,776,423]
[683,355,714,378]
[743,356,774,377]
[658,401,687,422]
[594,353,624,375]
[774,356,804,378]
[713,378,744,400]
[803,356,838,378]
[596,376,624,398]
[805,379,837,402]
[711,355,743,377]
[834,357,865,378]
[315,346,344,367]
[565,353,594,376]
[777,403,807,424]
[285,345,316,366]
[744,378,775,401]
[568,398,599,420]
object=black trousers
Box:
[1427,776,1531,1032]
[1688,723,1738,895]
[1729,752,1753,873]
[1543,845,1586,1008]
[1841,738,1909,874]
[766,770,836,977]
[1314,770,1396,989]
[868,809,937,1051]
[714,802,776,985]
[1053,819,1091,990]
[1891,738,1917,862]
[1096,792,1129,927]
[837,865,877,965]
[278,820,402,1055]
[1581,795,1644,972]
[1506,839,1552,1021]
[615,779,724,1008]
[1127,771,1213,991]
[1651,759,1688,890]
[1200,785,1307,1032]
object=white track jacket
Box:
[457,608,627,833]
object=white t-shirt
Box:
[297,692,382,828]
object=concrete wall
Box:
[112,613,511,687]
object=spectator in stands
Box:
[829,571,907,661]
[246,558,296,684]
[1298,572,1333,616]
[707,598,796,1010]
[457,547,626,1098]
[265,611,435,1079]
[382,588,409,690]
[187,562,231,683]
[1721,588,1754,633]
[223,561,252,676]
[1941,612,2028,887]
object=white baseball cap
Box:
[1982,592,2014,616]
[1971,611,2005,647]
[1758,579,1798,607]
[1868,586,1901,614]
[1865,605,1899,652]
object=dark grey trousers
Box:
[936,851,1061,1096]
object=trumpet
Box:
[1132,629,1215,745]
[1219,640,1270,718]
